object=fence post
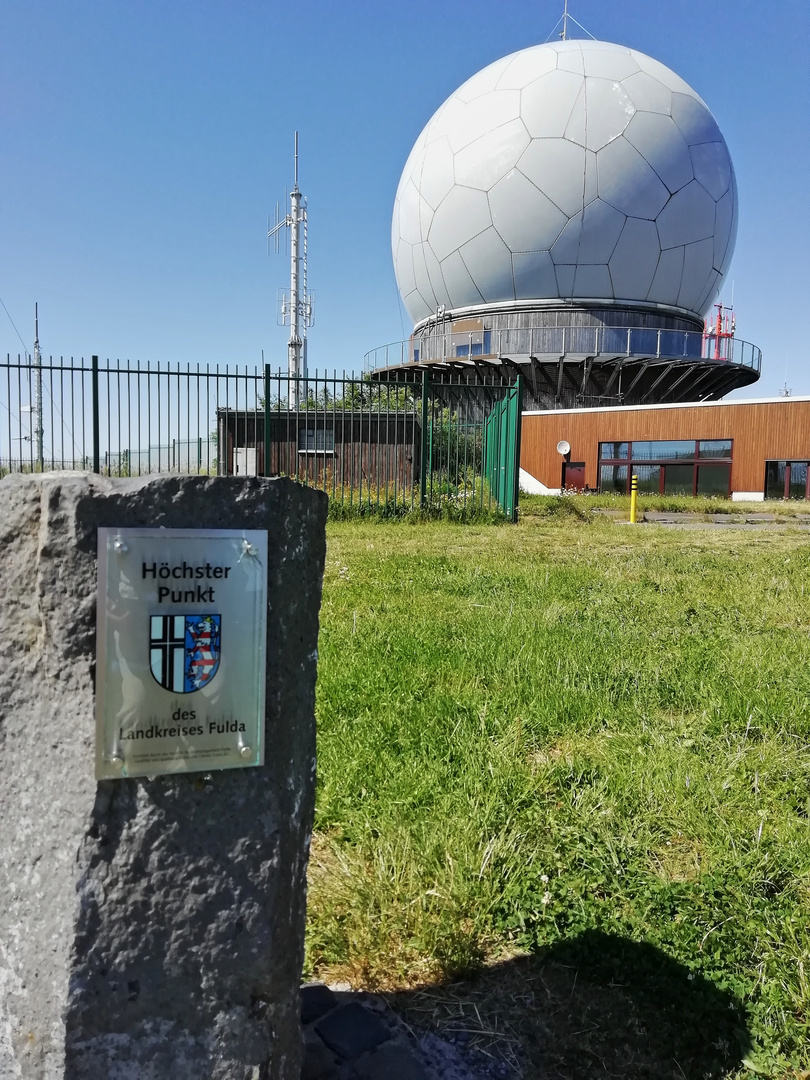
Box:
[264,364,272,477]
[91,355,100,474]
[419,369,429,507]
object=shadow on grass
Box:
[386,931,751,1079]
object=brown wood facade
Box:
[217,410,420,492]
[520,397,810,496]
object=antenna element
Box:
[33,304,43,471]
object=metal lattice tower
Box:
[269,132,313,409]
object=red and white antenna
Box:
[703,302,736,361]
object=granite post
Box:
[0,473,327,1080]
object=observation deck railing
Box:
[364,326,762,376]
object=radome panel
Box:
[392,39,737,325]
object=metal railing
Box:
[364,325,762,374]
[1,355,519,518]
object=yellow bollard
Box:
[630,473,638,523]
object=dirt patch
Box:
[383,937,749,1079]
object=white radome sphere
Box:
[392,40,737,326]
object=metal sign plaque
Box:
[95,528,268,780]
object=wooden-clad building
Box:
[520,396,810,501]
[216,408,421,491]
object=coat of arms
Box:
[149,615,221,693]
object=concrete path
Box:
[607,511,810,530]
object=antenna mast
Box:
[288,133,302,408]
[33,303,43,471]
[561,0,569,40]
[268,131,313,410]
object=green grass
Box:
[308,512,810,1076]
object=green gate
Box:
[484,375,523,522]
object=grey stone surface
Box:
[0,472,327,1080]
[354,1041,432,1080]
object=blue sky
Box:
[1,0,808,396]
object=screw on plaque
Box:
[239,538,259,561]
[113,538,128,554]
[239,745,253,759]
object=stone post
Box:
[0,473,327,1080]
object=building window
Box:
[635,464,661,494]
[697,464,731,496]
[599,441,629,460]
[455,331,492,358]
[298,425,335,454]
[765,461,810,500]
[792,462,809,499]
[600,464,628,493]
[664,463,694,495]
[598,440,732,496]
[629,440,695,461]
[698,439,733,459]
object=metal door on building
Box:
[562,462,586,492]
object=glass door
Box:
[789,462,809,499]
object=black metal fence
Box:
[1,355,520,517]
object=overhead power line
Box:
[0,292,31,356]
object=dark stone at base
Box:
[298,987,458,1080]
[301,1027,340,1080]
[315,1002,391,1060]
[302,982,340,1024]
